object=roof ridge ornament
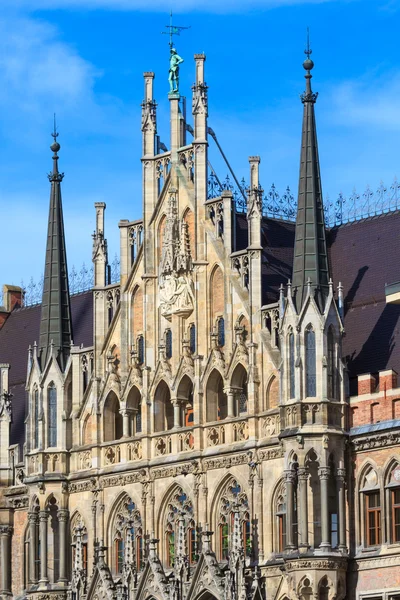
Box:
[300,28,319,104]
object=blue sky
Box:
[1,0,400,288]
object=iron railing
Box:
[207,172,400,228]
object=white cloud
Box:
[3,0,345,13]
[329,69,400,130]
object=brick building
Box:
[0,43,399,600]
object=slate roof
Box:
[257,210,400,388]
[0,291,93,451]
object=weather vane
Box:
[161,10,190,50]
[52,113,59,140]
[304,27,312,59]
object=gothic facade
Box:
[0,47,400,600]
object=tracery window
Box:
[112,496,143,574]
[165,487,196,567]
[48,383,57,448]
[275,481,287,553]
[289,331,295,400]
[34,387,39,449]
[218,478,251,561]
[305,326,316,397]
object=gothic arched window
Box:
[289,331,295,400]
[274,480,287,553]
[388,463,400,543]
[164,487,195,567]
[48,384,57,448]
[217,478,251,561]
[327,327,335,399]
[112,496,143,574]
[34,387,39,449]
[305,326,316,397]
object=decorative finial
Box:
[303,27,314,72]
[50,113,60,154]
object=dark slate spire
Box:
[38,119,72,371]
[292,35,330,312]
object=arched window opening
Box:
[154,381,173,432]
[164,487,195,567]
[275,481,287,553]
[231,364,248,416]
[289,331,295,399]
[327,328,336,399]
[266,375,279,410]
[107,291,114,325]
[360,467,381,548]
[126,386,142,437]
[217,479,251,561]
[137,335,145,365]
[177,375,194,428]
[189,323,196,354]
[206,370,227,422]
[217,317,225,348]
[305,327,316,397]
[48,384,57,448]
[34,387,39,449]
[111,496,143,574]
[132,287,144,350]
[103,391,123,442]
[388,463,400,543]
[165,329,172,359]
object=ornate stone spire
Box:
[292,36,330,312]
[38,120,72,371]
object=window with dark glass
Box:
[305,327,316,397]
[34,389,39,449]
[366,491,381,546]
[115,537,124,573]
[330,512,338,548]
[48,385,57,447]
[135,402,142,434]
[189,528,197,564]
[137,335,144,365]
[243,515,251,556]
[392,488,400,543]
[220,522,229,560]
[217,317,225,347]
[167,529,175,567]
[189,324,196,354]
[277,499,286,552]
[289,332,295,399]
[165,329,172,359]
[327,328,335,398]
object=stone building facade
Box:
[0,45,400,600]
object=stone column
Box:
[122,410,130,438]
[0,525,12,594]
[28,513,38,584]
[39,510,49,584]
[173,399,181,429]
[57,509,69,583]
[298,467,309,548]
[285,470,296,550]
[226,388,236,419]
[319,466,331,549]
[337,468,347,551]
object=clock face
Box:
[393,467,400,482]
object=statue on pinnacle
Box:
[162,11,190,96]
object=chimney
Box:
[0,284,24,329]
